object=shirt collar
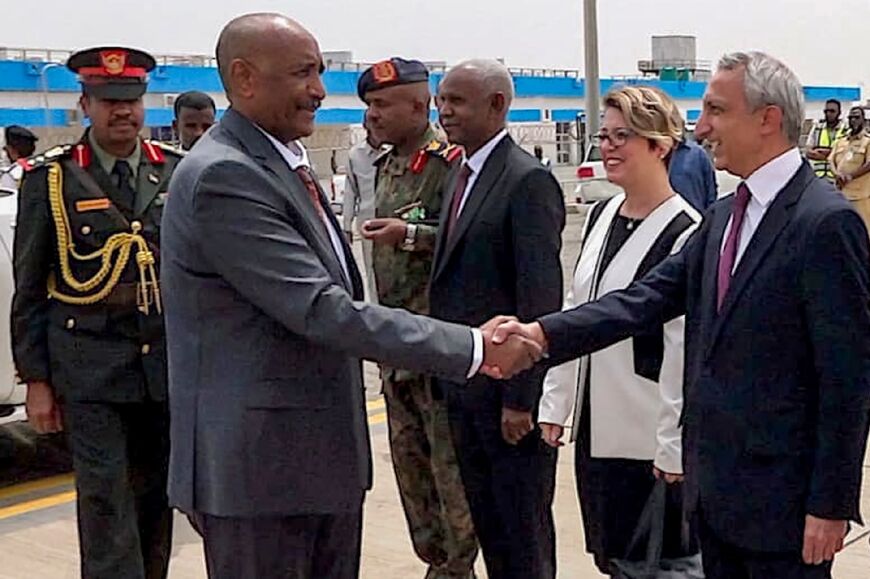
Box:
[743,147,802,209]
[465,128,508,174]
[256,125,310,170]
[88,130,141,178]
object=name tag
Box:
[75,198,112,212]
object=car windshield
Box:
[586,145,602,162]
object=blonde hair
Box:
[603,86,684,153]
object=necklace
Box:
[625,217,641,230]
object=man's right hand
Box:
[479,322,543,379]
[540,423,565,447]
[26,381,63,434]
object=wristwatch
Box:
[401,223,417,251]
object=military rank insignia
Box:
[395,201,427,222]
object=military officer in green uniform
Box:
[12,47,183,579]
[359,58,478,579]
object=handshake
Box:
[478,315,548,379]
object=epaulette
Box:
[147,140,185,158]
[142,139,184,164]
[23,145,73,172]
[423,140,463,163]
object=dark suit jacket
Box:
[539,161,870,552]
[430,135,565,411]
[162,109,475,517]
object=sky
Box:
[4,0,868,88]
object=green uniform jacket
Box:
[373,126,460,381]
[11,132,182,402]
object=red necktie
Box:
[446,164,473,239]
[717,182,752,311]
[294,166,326,221]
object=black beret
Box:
[67,46,156,100]
[4,125,38,143]
[357,57,429,101]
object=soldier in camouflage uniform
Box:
[12,47,181,579]
[359,58,478,579]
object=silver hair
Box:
[717,51,805,145]
[449,59,515,109]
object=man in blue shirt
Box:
[669,136,718,211]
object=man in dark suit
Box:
[161,14,540,579]
[493,51,870,578]
[430,60,566,579]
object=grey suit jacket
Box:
[162,109,474,517]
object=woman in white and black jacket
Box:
[538,86,701,576]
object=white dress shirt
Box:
[261,128,483,377]
[456,128,509,216]
[259,129,351,282]
[723,147,803,270]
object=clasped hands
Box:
[479,315,547,379]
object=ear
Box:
[229,59,255,99]
[491,92,508,116]
[79,95,90,118]
[759,105,784,138]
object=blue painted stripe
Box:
[0,60,858,103]
[552,109,583,122]
[0,108,69,126]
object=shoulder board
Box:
[423,140,462,163]
[142,140,185,164]
[24,145,73,171]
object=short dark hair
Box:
[174,91,216,119]
[825,99,841,111]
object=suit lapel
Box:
[707,163,814,353]
[220,109,352,291]
[432,168,460,277]
[434,136,511,280]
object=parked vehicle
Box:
[0,186,26,425]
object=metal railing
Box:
[1,46,584,77]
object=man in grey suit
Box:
[161,13,540,579]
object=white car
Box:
[573,145,623,204]
[0,186,26,425]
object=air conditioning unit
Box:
[163,94,179,108]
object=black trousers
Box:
[190,509,363,579]
[62,400,172,579]
[699,512,833,579]
[447,388,557,579]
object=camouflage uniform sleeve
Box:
[403,223,436,253]
[11,168,55,383]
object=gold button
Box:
[131,220,142,231]
[80,225,92,235]
[65,318,75,330]
[141,344,151,355]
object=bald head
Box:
[216,13,314,96]
[437,59,514,154]
[215,12,325,142]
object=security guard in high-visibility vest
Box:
[11,46,182,579]
[806,98,847,181]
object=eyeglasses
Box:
[590,127,638,148]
